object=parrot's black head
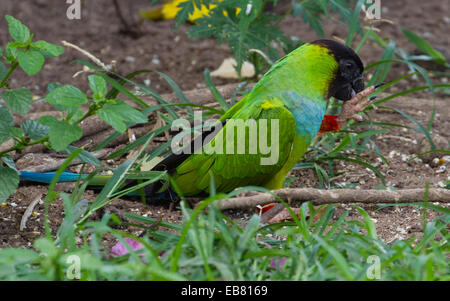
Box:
[312,39,365,101]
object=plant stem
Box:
[0,60,19,88]
[0,136,49,158]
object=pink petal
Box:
[112,238,144,257]
[270,257,288,270]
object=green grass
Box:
[1,180,448,280]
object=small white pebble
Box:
[125,56,136,62]
[413,157,423,163]
[436,165,446,173]
[152,55,160,65]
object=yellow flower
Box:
[140,0,240,23]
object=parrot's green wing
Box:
[171,91,324,196]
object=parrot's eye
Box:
[345,62,353,70]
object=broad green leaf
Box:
[20,120,49,140]
[5,43,19,61]
[0,167,19,202]
[113,101,148,124]
[47,82,64,93]
[98,106,127,133]
[38,116,82,151]
[0,106,13,144]
[66,106,84,123]
[88,74,107,100]
[31,40,64,58]
[2,88,33,114]
[98,101,147,133]
[45,85,87,107]
[9,127,22,139]
[64,145,102,166]
[5,15,30,43]
[402,29,447,65]
[17,49,44,75]
[1,155,17,173]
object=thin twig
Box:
[20,193,43,231]
[61,40,110,71]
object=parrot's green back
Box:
[171,43,339,196]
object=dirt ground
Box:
[0,0,449,251]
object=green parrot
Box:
[19,40,368,198]
[150,39,366,196]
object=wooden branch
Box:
[216,188,450,210]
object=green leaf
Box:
[47,82,64,93]
[34,237,58,258]
[345,0,364,46]
[88,74,107,100]
[2,88,33,115]
[98,106,126,133]
[292,2,325,38]
[31,40,64,58]
[402,29,447,65]
[98,101,147,133]
[17,49,44,75]
[20,120,49,140]
[0,106,13,144]
[354,206,378,240]
[38,116,82,151]
[1,155,17,173]
[0,167,19,202]
[175,0,195,28]
[5,15,30,43]
[64,145,102,166]
[45,85,87,107]
[9,127,23,139]
[5,43,19,62]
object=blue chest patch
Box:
[281,91,326,144]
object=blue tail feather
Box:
[19,171,176,199]
[19,171,88,184]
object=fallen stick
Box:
[216,188,450,210]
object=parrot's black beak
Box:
[331,75,365,101]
